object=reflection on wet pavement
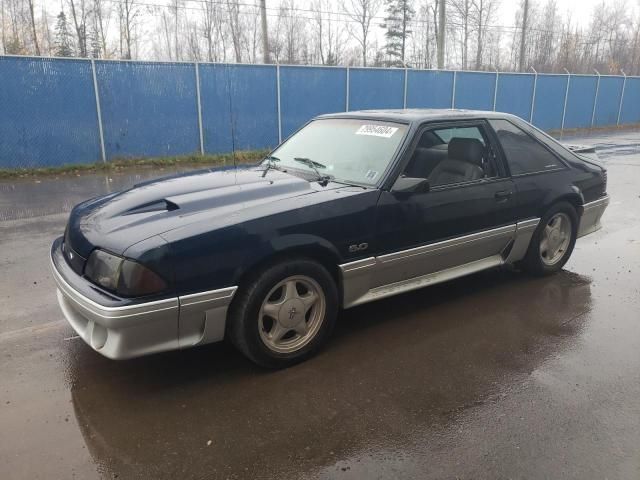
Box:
[68,270,592,479]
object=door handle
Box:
[494,190,513,201]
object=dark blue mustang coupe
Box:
[51,109,609,367]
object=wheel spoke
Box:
[544,224,553,237]
[283,280,298,301]
[293,321,308,336]
[300,291,318,313]
[262,302,280,319]
[540,237,550,255]
[269,321,288,342]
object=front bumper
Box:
[51,238,237,359]
[578,195,610,238]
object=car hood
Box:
[66,166,340,257]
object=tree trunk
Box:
[437,0,445,68]
[518,0,529,71]
[27,0,40,55]
[260,0,270,63]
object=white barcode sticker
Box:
[355,125,399,138]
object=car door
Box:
[372,120,518,288]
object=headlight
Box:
[84,249,168,297]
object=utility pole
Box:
[260,0,271,63]
[437,0,445,69]
[518,0,529,72]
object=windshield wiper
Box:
[261,155,281,177]
[294,157,332,186]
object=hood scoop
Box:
[123,199,179,215]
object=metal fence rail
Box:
[1,55,639,169]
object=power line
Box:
[94,0,599,37]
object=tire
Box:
[227,257,338,368]
[521,201,578,276]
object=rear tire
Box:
[227,257,338,368]
[521,201,578,276]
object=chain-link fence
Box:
[1,55,639,169]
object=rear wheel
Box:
[227,258,338,368]
[522,201,578,276]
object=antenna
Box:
[224,63,238,182]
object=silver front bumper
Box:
[578,195,610,238]
[51,249,237,360]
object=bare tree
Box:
[471,0,499,69]
[450,0,471,69]
[67,0,88,57]
[226,0,243,62]
[518,0,529,71]
[273,0,306,64]
[26,0,39,55]
[92,0,110,58]
[343,0,381,66]
[202,0,225,62]
[118,0,139,59]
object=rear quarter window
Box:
[489,119,562,175]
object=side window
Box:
[489,119,562,175]
[403,124,498,187]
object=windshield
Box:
[269,118,408,186]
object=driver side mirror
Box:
[392,176,430,197]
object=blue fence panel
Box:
[620,77,640,125]
[3,55,640,170]
[96,61,199,159]
[406,70,454,108]
[454,72,495,110]
[564,75,598,129]
[0,57,100,167]
[593,76,624,127]
[532,74,567,130]
[200,64,278,153]
[280,66,347,138]
[495,73,534,120]
[348,68,404,110]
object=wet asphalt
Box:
[1,131,639,479]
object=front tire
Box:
[522,201,578,276]
[227,258,338,368]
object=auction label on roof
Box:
[355,124,399,138]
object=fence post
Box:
[451,70,457,108]
[529,66,538,123]
[617,70,627,126]
[590,69,601,129]
[90,59,106,163]
[194,62,204,155]
[276,63,282,143]
[403,67,408,108]
[561,68,571,135]
[492,68,499,111]
[345,66,350,111]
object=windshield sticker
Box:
[355,125,399,138]
[365,170,379,180]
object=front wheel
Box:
[227,258,338,368]
[521,201,578,276]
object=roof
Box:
[318,108,516,124]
